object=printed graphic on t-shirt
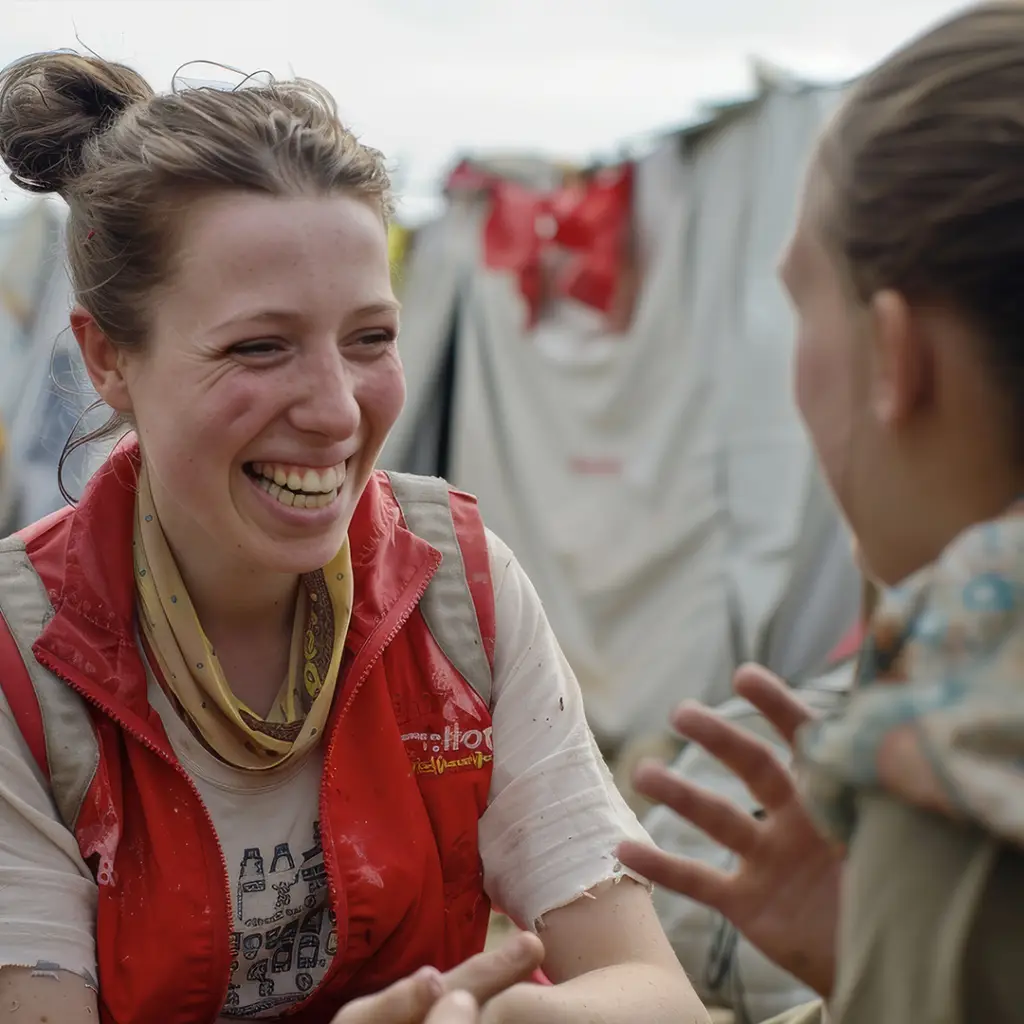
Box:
[222,819,337,1017]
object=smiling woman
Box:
[0,51,705,1024]
[81,191,405,609]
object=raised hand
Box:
[617,664,841,998]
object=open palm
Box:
[617,664,841,998]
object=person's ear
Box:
[70,307,133,414]
[866,289,933,428]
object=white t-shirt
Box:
[0,530,649,1017]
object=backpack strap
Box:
[0,535,99,830]
[0,603,49,781]
[385,472,495,710]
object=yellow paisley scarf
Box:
[133,466,353,770]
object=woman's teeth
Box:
[248,461,345,509]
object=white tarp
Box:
[434,83,859,747]
[0,199,56,411]
[382,200,484,476]
[382,156,566,477]
[706,84,857,681]
[449,141,735,746]
[0,199,104,530]
[0,199,63,531]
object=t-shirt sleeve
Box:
[478,528,650,931]
[0,679,98,980]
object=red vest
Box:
[0,445,495,1023]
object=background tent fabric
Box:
[0,200,106,531]
[449,141,732,748]
[381,156,568,479]
[0,199,66,532]
[384,78,861,750]
[0,423,12,536]
[381,200,483,478]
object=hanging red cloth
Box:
[476,164,635,329]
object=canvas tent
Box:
[0,198,104,532]
[382,75,861,751]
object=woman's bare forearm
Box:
[482,964,711,1024]
[0,964,99,1023]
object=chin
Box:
[850,534,912,589]
[250,529,350,576]
[234,475,362,574]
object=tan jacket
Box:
[766,793,1024,1024]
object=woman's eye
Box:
[231,339,283,357]
[359,330,396,346]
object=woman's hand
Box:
[616,664,842,998]
[426,991,481,1023]
[330,932,544,1024]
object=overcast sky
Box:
[2,0,972,222]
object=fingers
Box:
[732,663,816,746]
[332,965,444,1024]
[615,838,735,914]
[632,758,761,857]
[442,931,544,1004]
[331,933,542,1024]
[425,991,480,1024]
[669,701,796,812]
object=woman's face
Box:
[779,172,887,578]
[102,191,404,575]
[782,166,1024,586]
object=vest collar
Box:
[30,441,439,741]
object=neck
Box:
[160,528,300,715]
[873,445,1024,587]
[141,470,304,716]
[147,490,299,640]
[172,542,300,638]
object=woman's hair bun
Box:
[0,51,152,195]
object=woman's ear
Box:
[70,307,133,414]
[867,289,932,428]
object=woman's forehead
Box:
[163,192,393,325]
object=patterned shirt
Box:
[797,508,1024,847]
